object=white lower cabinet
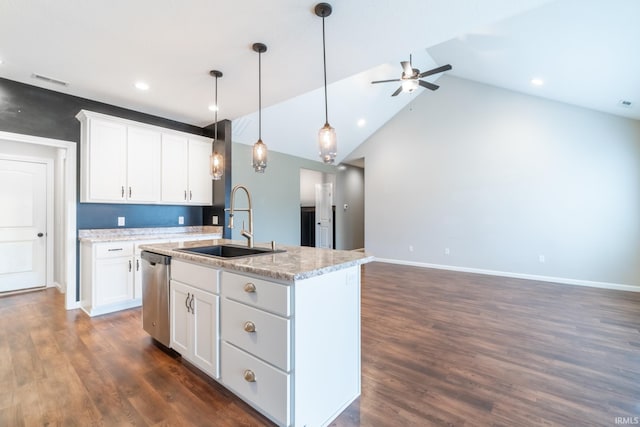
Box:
[170,260,220,379]
[167,262,362,427]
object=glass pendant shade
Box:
[252,139,267,173]
[318,123,337,164]
[402,79,419,93]
[210,151,223,180]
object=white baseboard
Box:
[374,258,640,293]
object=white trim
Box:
[375,258,640,293]
[0,131,77,309]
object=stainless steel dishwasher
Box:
[141,251,171,347]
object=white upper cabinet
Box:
[127,126,161,202]
[83,117,127,202]
[77,110,212,205]
[187,138,213,205]
[161,133,189,203]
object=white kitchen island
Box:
[140,239,373,427]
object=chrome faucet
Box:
[226,184,254,248]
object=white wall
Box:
[299,168,336,207]
[348,76,640,287]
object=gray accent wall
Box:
[231,143,336,245]
[335,165,365,250]
[348,76,640,287]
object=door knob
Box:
[37,233,44,237]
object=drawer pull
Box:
[243,282,256,293]
[108,248,124,252]
[243,321,256,333]
[243,369,256,382]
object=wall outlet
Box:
[408,245,414,252]
[445,248,450,255]
[117,216,125,227]
[539,254,546,263]
[212,215,218,225]
[178,216,184,225]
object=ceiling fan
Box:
[371,56,452,96]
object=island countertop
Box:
[140,239,374,282]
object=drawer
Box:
[95,242,134,259]
[221,342,290,426]
[222,298,290,372]
[222,271,291,316]
[172,260,220,294]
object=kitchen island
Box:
[140,239,373,427]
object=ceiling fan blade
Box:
[418,64,452,78]
[419,80,440,91]
[391,86,403,97]
[401,61,413,76]
[371,79,401,84]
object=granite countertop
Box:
[140,239,374,282]
[78,226,223,243]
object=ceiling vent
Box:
[618,100,633,109]
[31,73,69,87]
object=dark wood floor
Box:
[1,262,639,426]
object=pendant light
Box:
[252,42,268,173]
[315,3,337,164]
[209,70,224,180]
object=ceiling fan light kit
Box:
[209,70,224,180]
[371,55,453,96]
[252,42,268,173]
[315,2,337,164]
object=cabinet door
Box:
[187,139,213,205]
[95,257,133,306]
[170,280,191,356]
[127,126,161,202]
[191,287,219,378]
[161,134,189,203]
[87,119,127,201]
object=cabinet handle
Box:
[243,321,256,333]
[189,294,195,314]
[185,292,191,313]
[108,248,123,252]
[136,259,140,271]
[184,190,187,201]
[243,283,256,293]
[129,186,132,198]
[243,369,256,383]
[121,186,125,198]
[128,260,132,272]
[189,190,193,201]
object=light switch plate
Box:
[117,216,125,227]
[212,216,218,225]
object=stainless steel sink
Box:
[175,244,284,259]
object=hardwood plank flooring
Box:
[1,262,639,426]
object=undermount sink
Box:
[176,244,284,259]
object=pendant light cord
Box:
[322,14,329,125]
[258,50,262,140]
[214,75,218,141]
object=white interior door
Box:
[0,159,47,292]
[315,183,333,249]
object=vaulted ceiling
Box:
[1,0,637,164]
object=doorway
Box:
[299,169,335,248]
[0,157,51,293]
[0,131,77,309]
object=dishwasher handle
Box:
[141,251,171,265]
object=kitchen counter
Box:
[140,238,374,282]
[78,225,223,242]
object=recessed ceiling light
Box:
[135,81,149,91]
[208,104,219,112]
[357,118,366,127]
[530,78,544,86]
[0,59,3,65]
